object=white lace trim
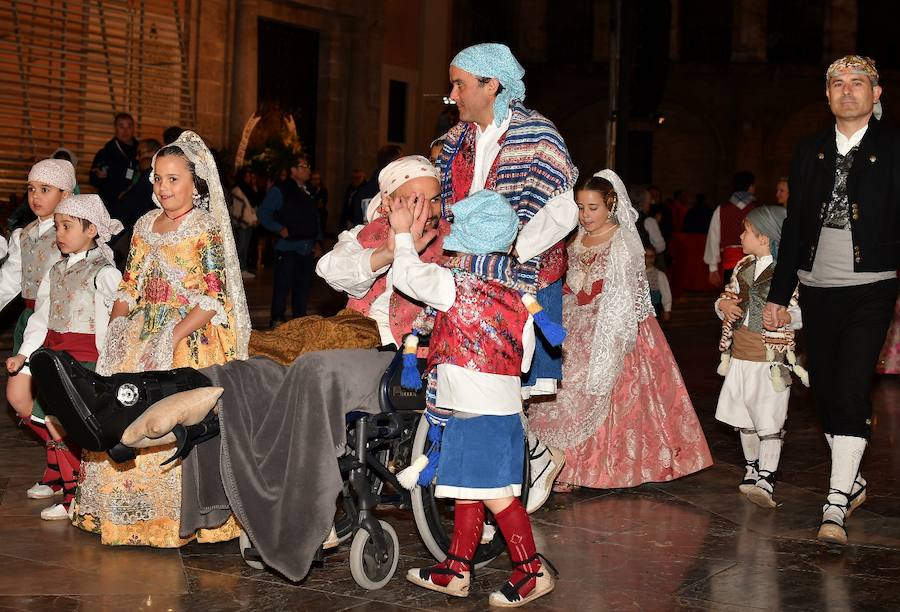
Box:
[187,293,229,326]
[114,290,138,310]
[585,170,654,397]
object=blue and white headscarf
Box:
[444,189,518,254]
[451,43,526,127]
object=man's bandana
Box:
[451,43,526,127]
[826,55,879,84]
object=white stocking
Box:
[823,435,867,526]
[825,433,866,494]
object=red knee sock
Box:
[494,498,542,598]
[429,501,484,587]
[55,440,82,505]
[21,419,62,488]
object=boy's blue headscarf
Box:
[444,189,519,255]
[451,43,526,127]
[746,205,788,260]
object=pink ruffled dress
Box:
[529,235,713,489]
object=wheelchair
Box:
[240,343,531,590]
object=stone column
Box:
[824,0,857,61]
[731,0,767,63]
[228,0,260,154]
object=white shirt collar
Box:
[754,254,774,277]
[475,110,512,140]
[835,124,868,156]
[33,216,55,236]
[64,249,89,268]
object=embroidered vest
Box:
[20,221,60,301]
[47,249,111,334]
[735,258,775,334]
[427,270,527,376]
[345,217,450,344]
[823,147,857,229]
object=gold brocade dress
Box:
[72,209,240,547]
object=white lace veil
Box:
[585,169,654,397]
[150,131,251,359]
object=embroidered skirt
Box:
[435,412,525,500]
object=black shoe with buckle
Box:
[29,348,211,456]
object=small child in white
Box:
[6,194,123,520]
[714,205,805,509]
[1,159,74,501]
[645,246,672,321]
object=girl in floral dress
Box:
[529,171,712,490]
[72,131,251,546]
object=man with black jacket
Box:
[258,154,322,326]
[765,56,899,546]
[89,113,139,209]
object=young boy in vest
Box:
[0,159,74,501]
[714,206,806,509]
[6,194,123,519]
[388,190,556,607]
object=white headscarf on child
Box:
[365,156,441,223]
[28,159,76,193]
[55,194,124,266]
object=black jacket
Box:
[89,137,138,208]
[275,179,319,240]
[769,117,900,305]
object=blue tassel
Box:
[534,310,567,346]
[401,352,422,390]
[417,422,444,486]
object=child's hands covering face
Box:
[386,194,415,233]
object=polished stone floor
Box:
[1,271,898,611]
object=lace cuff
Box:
[187,293,229,326]
[114,290,138,310]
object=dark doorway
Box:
[257,18,319,166]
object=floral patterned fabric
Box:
[529,239,712,489]
[427,270,528,376]
[72,209,240,547]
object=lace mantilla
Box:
[585,170,654,397]
[148,131,250,359]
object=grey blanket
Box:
[180,348,394,581]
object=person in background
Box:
[231,166,259,280]
[89,112,138,210]
[339,168,367,230]
[110,138,160,269]
[308,170,329,234]
[705,171,759,287]
[775,177,790,207]
[258,154,322,326]
[645,246,672,321]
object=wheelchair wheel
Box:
[410,413,530,569]
[349,520,399,590]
